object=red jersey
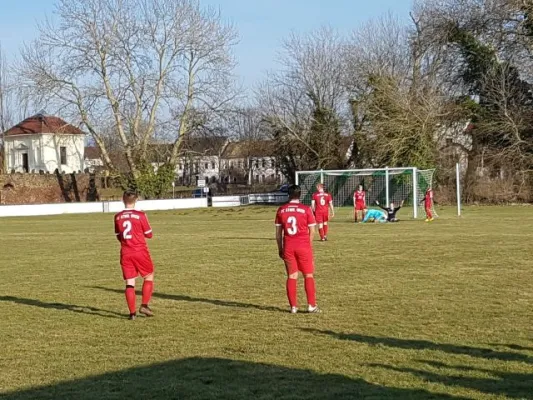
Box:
[275,200,316,248]
[424,189,433,206]
[312,191,332,215]
[114,209,153,254]
[354,190,366,205]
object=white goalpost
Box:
[295,167,437,219]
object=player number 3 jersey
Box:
[114,209,153,253]
[275,201,316,247]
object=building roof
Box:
[222,140,277,158]
[3,114,85,136]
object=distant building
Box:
[3,113,85,173]
[84,146,105,172]
[220,140,283,184]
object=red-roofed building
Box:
[3,113,86,173]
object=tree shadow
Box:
[55,169,71,202]
[0,295,125,319]
[0,357,470,400]
[488,343,533,352]
[90,286,287,313]
[370,361,533,400]
[303,329,533,364]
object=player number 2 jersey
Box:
[114,209,153,254]
[312,192,332,215]
[275,201,316,247]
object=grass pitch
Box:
[0,206,532,400]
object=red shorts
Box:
[120,251,154,280]
[314,211,329,224]
[283,247,314,275]
[355,202,366,211]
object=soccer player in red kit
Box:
[353,184,366,223]
[275,185,320,314]
[114,190,155,320]
[423,187,434,222]
[311,184,334,241]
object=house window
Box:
[205,162,209,170]
[230,161,234,168]
[262,159,266,168]
[211,161,216,169]
[60,147,67,165]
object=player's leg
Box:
[323,214,329,240]
[315,214,325,241]
[297,250,319,313]
[284,251,299,313]
[353,206,357,223]
[121,254,138,319]
[425,206,433,222]
[136,253,155,317]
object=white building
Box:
[3,114,85,173]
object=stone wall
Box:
[0,172,101,205]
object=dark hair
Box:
[123,190,138,204]
[288,184,301,200]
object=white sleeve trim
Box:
[275,224,282,227]
[308,223,316,227]
[115,233,120,236]
[144,229,153,234]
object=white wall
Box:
[0,198,208,218]
[4,134,85,173]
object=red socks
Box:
[319,227,325,240]
[304,277,316,307]
[142,280,154,306]
[125,285,136,314]
[286,278,297,307]
[323,224,329,237]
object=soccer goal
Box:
[295,167,436,218]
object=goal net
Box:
[295,167,436,218]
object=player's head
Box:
[288,184,301,201]
[123,190,138,208]
[390,202,395,208]
[316,183,324,192]
[358,184,363,191]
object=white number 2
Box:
[122,220,133,239]
[287,216,298,235]
[320,197,326,206]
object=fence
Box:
[0,198,208,218]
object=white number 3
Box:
[123,221,133,239]
[287,216,298,235]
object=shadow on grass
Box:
[303,330,533,364]
[0,357,469,400]
[0,295,125,319]
[218,237,276,241]
[91,286,287,313]
[371,361,533,400]
[488,343,533,352]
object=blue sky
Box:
[0,0,412,87]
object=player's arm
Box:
[307,207,316,246]
[275,211,283,259]
[311,199,316,213]
[275,225,283,259]
[141,213,153,239]
[114,217,121,241]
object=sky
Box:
[0,0,413,87]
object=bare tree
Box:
[258,27,349,180]
[19,0,238,193]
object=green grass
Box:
[0,206,532,399]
